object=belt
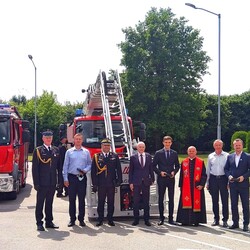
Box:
[210,174,226,179]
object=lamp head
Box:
[185,3,197,9]
[28,55,33,60]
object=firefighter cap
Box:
[101,138,111,144]
[42,130,53,137]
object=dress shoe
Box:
[96,221,103,227]
[108,221,115,226]
[211,221,219,226]
[56,193,63,197]
[132,220,139,226]
[222,222,228,228]
[158,220,164,226]
[169,220,176,225]
[145,221,151,226]
[45,223,59,229]
[79,221,86,227]
[68,221,75,227]
[243,225,249,232]
[194,223,199,227]
[37,225,45,231]
[229,224,239,229]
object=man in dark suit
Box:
[224,138,250,232]
[32,130,60,231]
[56,136,68,197]
[91,138,122,227]
[153,135,180,225]
[129,141,155,226]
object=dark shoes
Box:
[79,221,86,227]
[145,221,151,226]
[243,225,249,232]
[222,222,228,228]
[56,193,63,197]
[37,225,45,231]
[108,221,115,226]
[158,220,164,226]
[229,224,239,229]
[68,221,75,227]
[169,220,176,225]
[96,221,103,227]
[132,220,139,226]
[45,223,59,229]
[211,221,219,226]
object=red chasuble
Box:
[181,157,203,212]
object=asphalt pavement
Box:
[0,164,249,250]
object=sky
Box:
[0,0,249,104]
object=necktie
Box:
[167,150,170,159]
[140,154,144,168]
[48,146,51,152]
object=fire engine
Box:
[0,104,30,200]
[60,70,158,217]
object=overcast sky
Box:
[0,0,249,103]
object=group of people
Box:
[32,131,250,233]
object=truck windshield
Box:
[76,120,125,148]
[0,118,10,145]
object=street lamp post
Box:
[185,3,221,139]
[28,55,37,149]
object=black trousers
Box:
[35,186,56,226]
[158,178,175,221]
[230,185,249,226]
[209,174,229,222]
[68,174,87,222]
[133,182,150,222]
[97,186,115,221]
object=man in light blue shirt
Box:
[206,139,229,228]
[63,133,91,227]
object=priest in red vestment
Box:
[176,146,207,226]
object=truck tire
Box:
[8,191,17,200]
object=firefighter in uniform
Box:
[91,138,122,226]
[32,130,60,231]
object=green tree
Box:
[118,7,210,151]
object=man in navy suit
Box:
[153,135,180,225]
[224,138,250,232]
[129,141,155,226]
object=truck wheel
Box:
[8,191,17,200]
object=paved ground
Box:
[0,164,249,250]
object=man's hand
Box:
[170,171,175,178]
[238,176,244,182]
[160,171,167,177]
[130,184,134,191]
[196,185,203,190]
[64,181,69,187]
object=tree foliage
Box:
[118,7,210,150]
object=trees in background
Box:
[118,7,210,151]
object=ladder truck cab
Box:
[0,104,30,200]
[60,70,157,217]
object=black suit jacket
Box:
[91,152,122,187]
[224,151,250,188]
[153,148,180,179]
[129,152,155,186]
[32,145,60,187]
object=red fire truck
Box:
[0,104,30,200]
[60,71,157,217]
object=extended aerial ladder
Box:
[83,70,133,159]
